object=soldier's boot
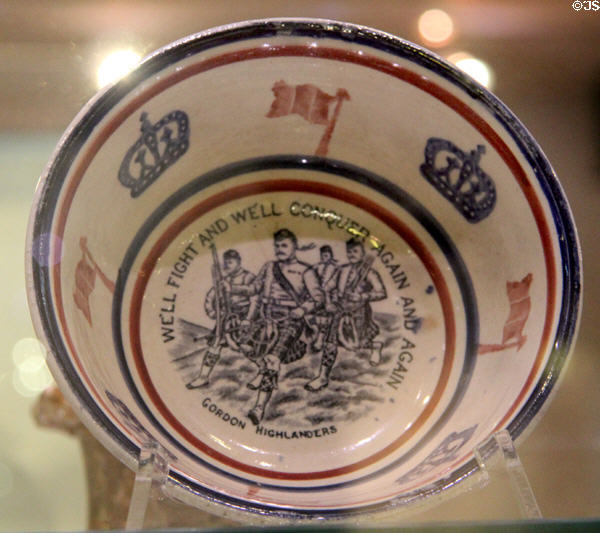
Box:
[305,346,336,392]
[247,369,277,425]
[186,349,220,389]
[369,342,383,367]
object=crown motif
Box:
[118,110,189,197]
[420,138,496,223]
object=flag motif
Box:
[267,81,337,125]
[72,237,115,326]
[479,273,533,354]
[266,80,350,156]
[73,255,96,325]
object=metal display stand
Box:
[124,429,541,529]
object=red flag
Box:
[73,237,115,326]
[73,254,96,325]
[479,273,533,355]
[266,80,350,156]
[267,81,337,125]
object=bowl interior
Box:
[27,19,580,519]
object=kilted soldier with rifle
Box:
[186,246,256,389]
[308,245,339,353]
[227,229,323,425]
[305,237,387,392]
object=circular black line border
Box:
[112,155,478,499]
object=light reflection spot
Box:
[97,49,141,88]
[447,52,494,89]
[418,9,454,45]
[12,338,46,367]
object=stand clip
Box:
[125,443,169,530]
[474,429,542,519]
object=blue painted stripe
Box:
[29,20,580,517]
[111,155,478,500]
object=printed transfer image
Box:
[16,10,590,526]
[129,177,454,472]
[180,230,391,427]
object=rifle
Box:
[208,243,230,349]
[337,253,375,350]
[344,254,375,301]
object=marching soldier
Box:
[305,238,387,392]
[187,249,255,389]
[203,249,255,320]
[313,245,338,283]
[309,245,339,352]
[229,229,323,425]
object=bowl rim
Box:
[25,17,582,521]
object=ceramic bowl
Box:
[26,19,581,521]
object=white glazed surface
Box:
[26,19,580,520]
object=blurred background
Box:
[0,0,598,530]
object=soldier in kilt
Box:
[305,238,387,392]
[186,249,255,389]
[228,229,322,425]
[308,245,339,352]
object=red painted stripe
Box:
[48,43,556,484]
[129,179,456,480]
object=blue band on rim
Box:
[111,154,479,497]
[28,19,580,518]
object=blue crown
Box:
[118,110,189,197]
[420,138,496,223]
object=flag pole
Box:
[315,89,350,157]
[80,237,115,293]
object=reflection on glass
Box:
[447,52,495,89]
[418,9,455,46]
[11,337,53,397]
[97,49,141,88]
